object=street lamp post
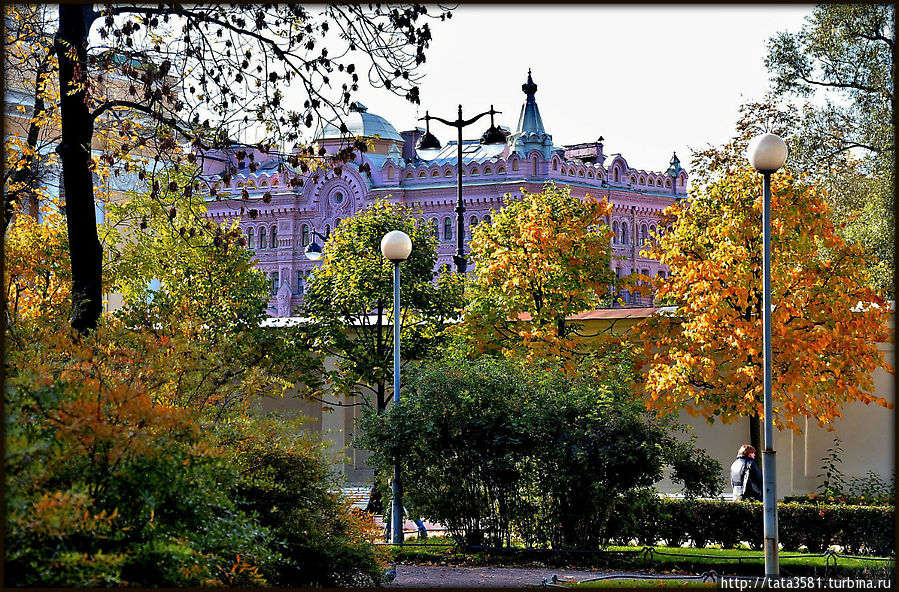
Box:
[303,229,328,261]
[416,106,507,273]
[380,230,413,546]
[746,133,788,581]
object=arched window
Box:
[270,226,278,249]
[443,217,453,241]
[324,224,331,239]
[665,179,672,188]
[648,178,654,186]
[469,215,478,239]
[470,168,479,176]
[649,225,657,243]
[552,160,558,171]
[532,156,538,174]
[640,224,648,246]
[630,175,636,183]
[271,177,279,187]
[247,227,255,249]
[498,166,506,174]
[484,167,492,175]
[614,169,619,183]
[405,172,413,179]
[569,168,576,176]
[432,169,440,177]
[621,221,629,244]
[639,176,645,184]
[483,215,492,225]
[301,224,309,247]
[418,170,427,178]
[259,227,267,249]
[335,218,341,229]
[587,171,594,179]
[444,169,453,177]
[387,166,394,180]
[429,218,439,240]
[260,180,268,188]
[612,221,619,244]
[512,159,519,171]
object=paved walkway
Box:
[384,565,644,588]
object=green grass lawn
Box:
[383,537,894,579]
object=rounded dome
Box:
[316,102,403,142]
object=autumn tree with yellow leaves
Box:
[636,166,893,451]
[460,184,616,372]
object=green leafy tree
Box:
[358,354,722,549]
[302,199,464,412]
[766,4,894,294]
[460,184,616,373]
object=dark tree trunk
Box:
[55,5,102,334]
[749,413,762,466]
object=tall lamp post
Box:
[746,133,788,580]
[415,106,507,273]
[380,230,413,546]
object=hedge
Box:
[625,498,893,556]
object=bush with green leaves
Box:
[358,355,722,549]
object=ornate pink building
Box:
[202,72,688,317]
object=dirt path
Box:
[383,565,643,588]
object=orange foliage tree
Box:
[636,166,893,449]
[460,184,616,372]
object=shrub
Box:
[358,355,722,550]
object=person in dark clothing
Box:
[730,444,763,501]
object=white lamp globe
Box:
[746,133,788,172]
[380,230,413,262]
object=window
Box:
[445,169,453,177]
[639,176,645,184]
[296,271,305,295]
[648,178,654,186]
[532,157,538,174]
[552,160,558,171]
[432,169,440,177]
[621,222,629,244]
[429,218,439,240]
[259,227,267,249]
[333,191,344,204]
[324,224,331,239]
[470,168,479,176]
[301,224,309,247]
[418,171,427,178]
[469,215,478,239]
[630,175,636,183]
[270,271,279,295]
[443,217,452,241]
[483,215,491,225]
[657,270,666,278]
[270,226,278,249]
[405,172,413,179]
[512,160,519,171]
[587,171,594,179]
[640,224,648,246]
[498,166,506,174]
[387,166,394,180]
[612,221,619,244]
[247,227,255,249]
[484,167,492,175]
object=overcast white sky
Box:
[349,4,814,173]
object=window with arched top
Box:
[429,218,439,240]
[612,221,619,244]
[444,169,453,177]
[484,167,492,175]
[259,227,267,249]
[498,166,506,174]
[432,169,440,177]
[418,171,427,178]
[648,178,654,186]
[443,217,453,241]
[614,169,619,183]
[587,171,594,179]
[630,175,636,183]
[512,160,519,171]
[640,224,649,246]
[270,226,278,249]
[247,227,255,249]
[470,168,479,176]
[639,176,645,184]
[260,180,268,188]
[569,168,576,176]
[301,224,309,247]
[532,156,538,174]
[387,166,395,180]
[665,179,672,188]
[272,176,280,187]
[324,224,331,239]
[552,160,558,171]
[483,215,491,225]
[469,215,478,239]
[405,172,413,179]
[335,217,341,228]
[578,170,585,177]
[621,221,629,244]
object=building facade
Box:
[202,72,689,317]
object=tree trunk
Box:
[55,4,102,334]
